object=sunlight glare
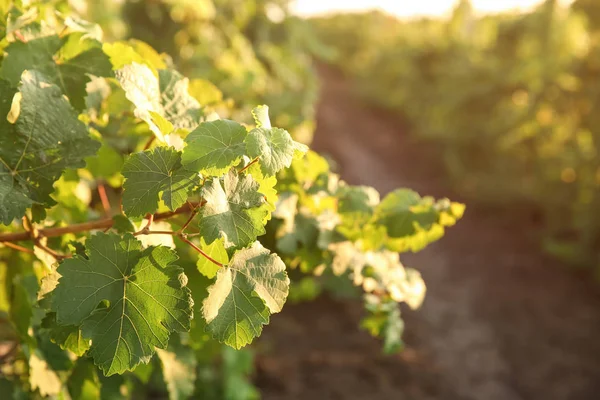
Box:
[292,0,574,18]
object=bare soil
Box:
[254,66,600,400]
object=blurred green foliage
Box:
[86,0,330,144]
[313,0,600,271]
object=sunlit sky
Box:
[292,0,573,18]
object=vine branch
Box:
[133,230,175,237]
[0,202,200,243]
[178,203,199,234]
[0,241,34,254]
[1,201,224,268]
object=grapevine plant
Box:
[0,1,463,398]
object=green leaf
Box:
[51,233,193,376]
[222,347,260,400]
[63,15,103,41]
[0,73,99,225]
[245,106,307,176]
[10,274,37,340]
[188,78,223,105]
[196,237,228,279]
[103,40,167,73]
[0,378,17,400]
[181,119,247,176]
[290,150,330,185]
[246,162,278,219]
[98,374,127,400]
[199,171,269,250]
[42,313,91,357]
[156,338,197,400]
[131,361,153,383]
[246,127,296,177]
[338,185,379,215]
[385,223,445,253]
[67,359,100,400]
[115,63,201,141]
[251,104,271,128]
[0,33,112,110]
[30,203,46,223]
[202,242,289,349]
[361,295,404,354]
[336,185,380,240]
[85,144,124,181]
[111,215,136,234]
[122,147,199,218]
[38,267,61,309]
[374,189,439,238]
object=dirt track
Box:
[255,66,600,400]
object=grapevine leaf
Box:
[196,237,228,279]
[122,147,199,218]
[0,33,112,110]
[181,119,247,176]
[188,78,223,105]
[31,203,47,223]
[51,233,193,376]
[85,144,124,181]
[42,313,90,357]
[362,296,404,354]
[99,375,127,400]
[131,362,153,384]
[199,171,269,250]
[10,275,37,341]
[385,224,445,253]
[111,215,136,234]
[103,40,167,73]
[245,106,307,176]
[357,251,426,309]
[251,104,271,128]
[63,15,103,41]
[29,352,62,397]
[374,189,439,238]
[0,73,99,225]
[338,185,380,215]
[115,63,201,141]
[245,127,295,176]
[202,242,289,349]
[438,200,466,226]
[336,185,380,239]
[290,150,330,185]
[246,162,278,219]
[156,338,197,400]
[38,268,61,308]
[67,359,101,400]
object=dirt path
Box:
[255,66,600,400]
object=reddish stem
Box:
[0,203,199,243]
[97,184,111,216]
[143,136,156,150]
[0,241,34,255]
[180,236,223,267]
[13,30,26,43]
[239,158,259,173]
[133,230,175,237]
[178,209,198,233]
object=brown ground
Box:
[254,66,600,400]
